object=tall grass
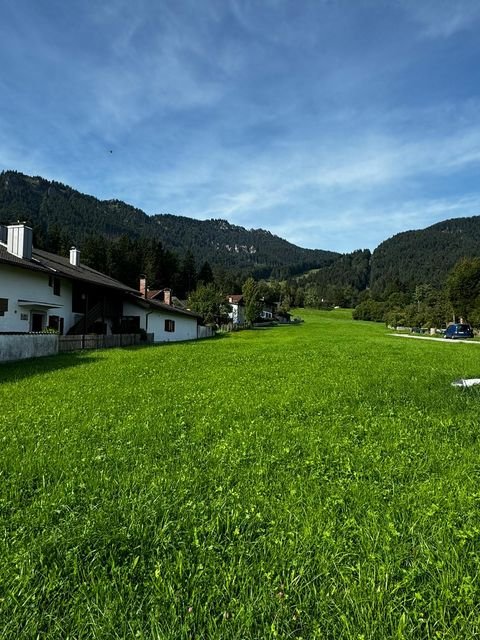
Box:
[1,309,480,638]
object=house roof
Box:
[127,294,202,321]
[0,243,139,294]
[227,294,244,304]
[145,290,189,311]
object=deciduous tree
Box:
[188,283,230,324]
[446,257,480,322]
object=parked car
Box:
[444,323,474,339]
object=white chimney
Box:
[70,247,80,266]
[164,288,172,305]
[7,224,33,260]
[139,276,147,298]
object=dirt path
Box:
[390,333,480,345]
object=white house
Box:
[227,294,246,325]
[0,224,141,335]
[123,296,200,343]
[0,223,202,342]
[226,294,284,324]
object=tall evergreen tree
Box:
[178,250,197,296]
[242,277,262,325]
[197,261,214,285]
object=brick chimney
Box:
[139,275,147,298]
[69,247,80,266]
[164,288,172,305]
[7,223,33,260]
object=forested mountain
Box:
[150,214,337,278]
[370,216,480,295]
[294,250,371,307]
[3,170,480,306]
[0,171,338,279]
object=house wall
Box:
[0,264,75,333]
[123,301,198,342]
[148,312,198,342]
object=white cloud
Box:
[270,193,480,253]
[4,0,480,256]
[402,0,480,38]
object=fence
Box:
[218,322,248,333]
[197,325,216,339]
[59,333,154,353]
[0,333,58,363]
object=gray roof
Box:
[0,244,139,294]
[0,243,203,320]
[127,294,202,321]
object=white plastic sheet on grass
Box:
[451,378,480,388]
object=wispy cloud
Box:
[272,194,480,252]
[2,0,480,253]
[402,0,480,38]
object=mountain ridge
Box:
[370,214,480,294]
[2,170,480,295]
[0,170,338,279]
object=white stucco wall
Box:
[123,301,198,342]
[148,312,198,342]
[229,303,245,325]
[0,264,75,333]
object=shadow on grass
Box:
[142,332,235,349]
[0,351,101,384]
[0,331,247,383]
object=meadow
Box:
[1,309,480,639]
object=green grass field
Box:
[2,309,480,639]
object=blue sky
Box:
[2,0,480,253]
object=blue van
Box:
[444,323,474,339]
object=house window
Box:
[0,298,8,316]
[48,315,64,334]
[119,316,140,333]
[31,312,46,332]
[49,276,61,296]
[165,319,175,332]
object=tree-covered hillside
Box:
[150,214,337,278]
[0,170,338,279]
[370,216,480,295]
[294,249,371,308]
[4,170,480,307]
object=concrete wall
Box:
[0,334,58,362]
[0,264,75,333]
